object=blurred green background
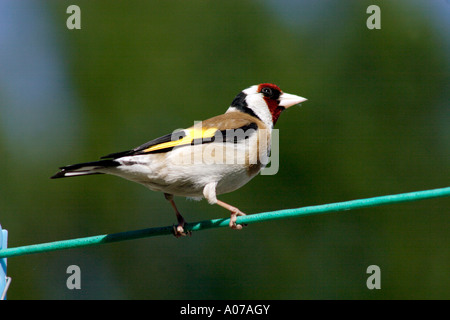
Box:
[0,0,448,299]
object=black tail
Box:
[50,159,120,179]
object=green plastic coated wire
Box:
[0,186,449,259]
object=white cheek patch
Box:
[244,94,274,128]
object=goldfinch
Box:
[51,83,307,236]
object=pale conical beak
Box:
[279,92,307,108]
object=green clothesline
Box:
[0,186,449,259]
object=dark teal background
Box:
[0,0,448,299]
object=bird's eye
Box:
[261,87,273,97]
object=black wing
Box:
[101,130,186,159]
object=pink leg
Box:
[164,193,190,237]
[216,200,247,230]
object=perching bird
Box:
[51,83,307,237]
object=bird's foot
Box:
[215,199,248,231]
[229,208,247,230]
[173,222,191,238]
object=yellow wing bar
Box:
[143,127,218,153]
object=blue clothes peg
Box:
[1,224,9,300]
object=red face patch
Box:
[257,83,282,93]
[257,83,284,125]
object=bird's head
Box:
[227,83,307,127]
